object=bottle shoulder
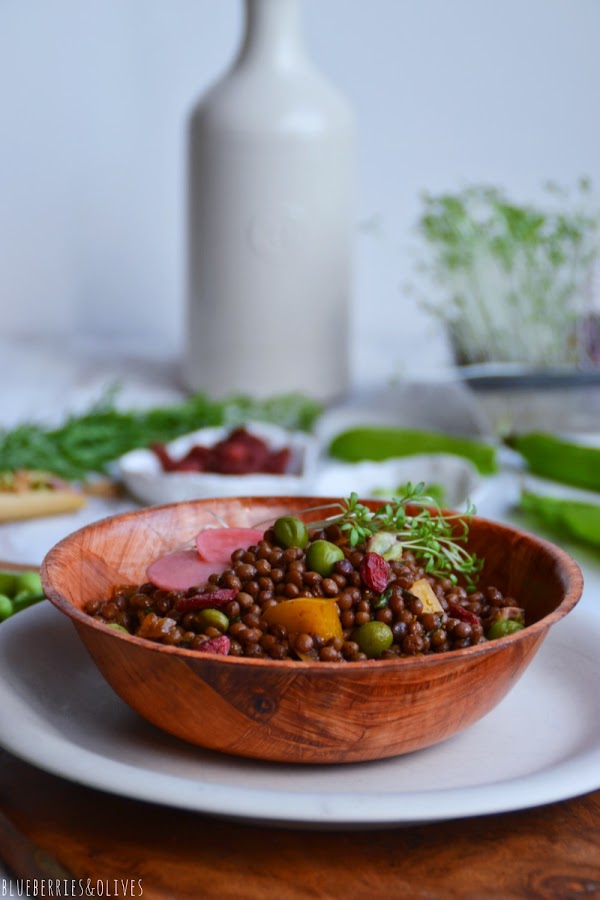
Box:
[189,63,355,137]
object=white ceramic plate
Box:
[117,422,319,505]
[0,603,598,828]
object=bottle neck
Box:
[236,0,305,69]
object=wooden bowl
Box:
[41,497,583,764]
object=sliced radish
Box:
[195,527,264,565]
[146,549,226,592]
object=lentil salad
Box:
[85,488,526,661]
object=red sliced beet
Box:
[146,549,226,592]
[175,589,238,613]
[195,527,264,565]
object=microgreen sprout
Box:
[306,484,483,589]
[416,180,600,368]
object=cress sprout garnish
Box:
[304,484,484,589]
[416,180,600,368]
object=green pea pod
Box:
[520,490,600,548]
[13,571,44,596]
[0,572,17,596]
[0,594,14,621]
[11,591,46,614]
[506,432,600,492]
[328,427,498,475]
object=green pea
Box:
[273,516,309,550]
[14,571,43,597]
[0,594,14,622]
[196,608,229,634]
[486,619,524,640]
[353,621,394,659]
[0,572,17,597]
[305,540,345,577]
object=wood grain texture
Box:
[0,750,598,900]
[41,497,583,763]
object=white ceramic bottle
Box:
[182,0,355,402]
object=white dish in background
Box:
[117,422,319,505]
[0,603,598,827]
[314,454,482,509]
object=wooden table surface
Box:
[1,748,599,900]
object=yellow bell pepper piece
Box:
[262,597,343,640]
[408,578,444,614]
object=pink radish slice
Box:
[195,527,265,565]
[146,549,226,592]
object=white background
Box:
[1,0,599,387]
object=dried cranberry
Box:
[175,589,238,613]
[360,552,390,593]
[196,635,231,655]
[447,601,481,626]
